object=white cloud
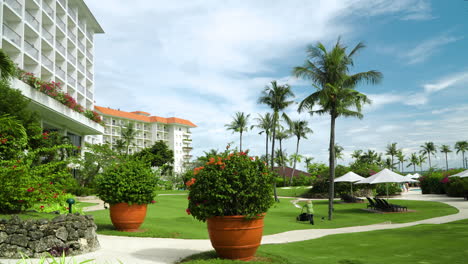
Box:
[403,34,461,64]
[423,71,468,93]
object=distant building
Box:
[1,0,104,147]
[95,106,196,173]
[273,166,311,178]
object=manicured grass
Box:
[0,202,97,220]
[89,195,458,239]
[179,218,468,264]
[275,186,310,197]
[157,189,189,195]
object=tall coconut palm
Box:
[407,153,419,173]
[251,113,273,167]
[0,49,16,81]
[418,154,427,172]
[454,141,468,169]
[114,139,126,155]
[334,144,344,163]
[385,143,398,170]
[121,123,138,156]
[275,127,290,183]
[287,120,313,185]
[293,39,382,220]
[440,145,452,171]
[420,142,437,169]
[225,112,250,152]
[397,150,405,172]
[351,149,363,162]
[304,157,314,171]
[258,81,295,168]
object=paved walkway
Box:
[2,190,467,264]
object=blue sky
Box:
[85,0,468,171]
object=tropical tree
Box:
[121,122,138,155]
[418,154,427,172]
[287,120,313,185]
[385,143,398,170]
[225,112,250,152]
[396,150,405,172]
[360,149,382,165]
[440,144,452,171]
[258,81,295,169]
[406,153,419,173]
[454,141,468,169]
[304,157,314,170]
[275,127,290,182]
[251,113,273,166]
[293,39,382,220]
[351,149,363,161]
[113,139,126,155]
[420,142,437,169]
[334,144,344,163]
[0,49,17,81]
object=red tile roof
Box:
[95,106,197,127]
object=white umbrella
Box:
[449,169,468,178]
[412,173,421,179]
[406,173,413,178]
[335,171,365,196]
[356,168,417,199]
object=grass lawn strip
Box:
[0,201,98,220]
[89,195,458,239]
[178,218,468,264]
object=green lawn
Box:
[275,186,310,197]
[179,218,468,264]
[0,201,97,220]
[89,195,458,239]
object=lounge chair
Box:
[366,197,377,210]
[374,198,395,212]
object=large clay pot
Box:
[207,215,265,261]
[109,203,147,232]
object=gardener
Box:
[304,200,314,225]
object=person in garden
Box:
[304,200,314,225]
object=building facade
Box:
[95,106,196,173]
[0,0,104,146]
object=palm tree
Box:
[275,127,290,183]
[418,154,427,172]
[440,145,452,171]
[406,153,419,173]
[304,157,314,170]
[225,112,250,152]
[121,123,138,155]
[0,49,16,81]
[293,39,382,220]
[114,139,126,155]
[454,141,468,169]
[351,150,363,162]
[360,149,382,165]
[385,143,398,170]
[287,120,313,185]
[251,113,273,166]
[258,81,295,168]
[396,150,405,172]
[420,142,437,169]
[334,144,344,163]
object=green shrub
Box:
[96,159,159,204]
[186,150,274,222]
[445,177,468,197]
[375,183,401,196]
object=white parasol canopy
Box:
[356,168,417,199]
[412,173,421,179]
[449,169,468,178]
[335,171,365,196]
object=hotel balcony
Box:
[25,10,40,32]
[43,1,54,19]
[5,0,22,16]
[2,23,21,47]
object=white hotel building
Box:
[95,106,196,173]
[0,0,104,147]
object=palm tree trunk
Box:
[290,138,300,185]
[271,113,279,202]
[445,152,448,171]
[391,156,394,170]
[428,154,431,169]
[239,131,243,152]
[328,115,336,221]
[463,151,466,169]
[413,164,416,173]
[265,133,269,167]
[279,139,286,184]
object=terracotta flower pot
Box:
[109,203,147,232]
[207,214,265,261]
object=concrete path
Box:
[2,190,467,264]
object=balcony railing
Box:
[78,83,85,94]
[68,6,77,21]
[78,41,85,51]
[67,51,76,65]
[43,1,54,18]
[56,41,66,55]
[42,26,54,43]
[78,20,85,32]
[55,65,66,80]
[87,70,93,80]
[78,62,84,73]
[86,50,93,61]
[5,0,22,15]
[24,40,39,60]
[57,16,66,32]
[86,30,93,41]
[2,24,21,47]
[25,10,40,31]
[68,30,76,41]
[58,0,66,8]
[41,54,53,70]
[86,90,93,99]
[67,74,76,86]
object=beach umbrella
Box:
[449,169,468,178]
[335,171,365,196]
[356,168,417,199]
[412,173,421,179]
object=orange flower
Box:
[186,178,196,187]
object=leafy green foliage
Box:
[187,150,274,222]
[445,177,468,197]
[132,140,174,173]
[96,159,159,204]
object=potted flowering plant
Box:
[96,159,158,231]
[186,148,274,260]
